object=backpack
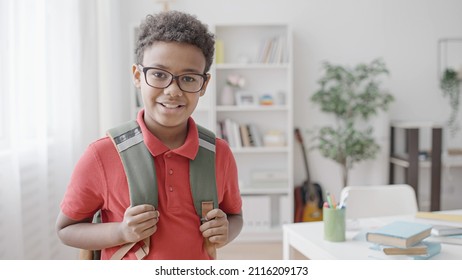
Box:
[79,119,218,260]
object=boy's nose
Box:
[163,79,183,97]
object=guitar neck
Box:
[295,128,312,184]
[300,146,311,184]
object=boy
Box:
[56,10,243,260]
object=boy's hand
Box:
[118,204,159,244]
[199,209,229,248]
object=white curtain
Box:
[0,0,101,259]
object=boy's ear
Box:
[200,74,211,96]
[132,64,141,88]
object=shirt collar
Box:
[136,109,199,160]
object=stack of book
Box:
[366,221,441,260]
[217,118,263,148]
[426,224,462,245]
[217,119,263,148]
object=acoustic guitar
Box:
[294,128,324,222]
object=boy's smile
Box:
[132,41,210,138]
[156,99,186,112]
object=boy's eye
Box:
[151,71,168,79]
[181,75,197,83]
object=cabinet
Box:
[389,122,442,211]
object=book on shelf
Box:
[368,241,441,260]
[218,119,264,148]
[257,36,287,64]
[366,220,432,248]
[430,224,462,236]
[426,234,462,245]
[222,119,234,147]
[248,123,263,147]
[216,121,223,139]
[231,120,242,148]
[215,39,224,64]
[239,124,252,147]
[217,121,228,143]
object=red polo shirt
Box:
[60,110,242,259]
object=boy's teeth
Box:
[163,103,180,108]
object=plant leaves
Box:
[310,58,394,184]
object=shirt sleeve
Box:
[60,141,107,221]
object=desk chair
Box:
[340,184,418,219]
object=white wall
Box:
[114,0,462,209]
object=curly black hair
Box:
[135,10,215,73]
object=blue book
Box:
[366,220,432,248]
[369,241,441,260]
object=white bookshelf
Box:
[211,24,294,241]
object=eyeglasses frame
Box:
[138,64,208,93]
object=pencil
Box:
[330,193,337,209]
[326,191,333,208]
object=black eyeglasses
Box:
[138,65,207,93]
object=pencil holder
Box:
[323,207,346,242]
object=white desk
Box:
[283,210,462,260]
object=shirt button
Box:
[169,169,173,175]
[169,186,173,192]
[166,154,172,158]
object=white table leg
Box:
[282,226,292,260]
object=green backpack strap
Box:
[192,125,219,221]
[194,125,219,259]
[107,120,158,208]
[106,120,156,260]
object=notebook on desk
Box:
[426,234,462,245]
[416,212,462,223]
[431,225,462,236]
[365,220,432,248]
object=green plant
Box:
[440,68,461,137]
[310,58,394,187]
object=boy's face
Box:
[132,41,209,131]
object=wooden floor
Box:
[217,241,307,260]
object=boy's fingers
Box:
[127,204,156,215]
[206,209,226,220]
